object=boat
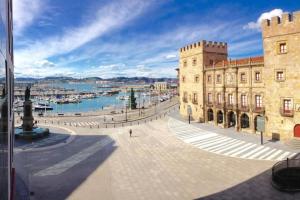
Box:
[33,103,53,111]
[56,99,69,104]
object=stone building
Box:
[179,11,300,141]
[154,81,168,91]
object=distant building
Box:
[179,11,300,141]
[0,0,14,199]
[154,81,168,91]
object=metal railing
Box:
[252,105,265,113]
[272,157,300,191]
[280,108,294,117]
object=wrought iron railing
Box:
[272,157,300,191]
[280,108,294,117]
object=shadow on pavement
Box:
[14,134,117,200]
[195,155,300,200]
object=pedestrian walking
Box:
[129,129,132,137]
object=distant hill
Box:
[15,76,176,83]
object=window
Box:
[276,71,284,81]
[183,60,187,67]
[194,75,199,83]
[241,94,247,107]
[208,93,212,103]
[207,75,212,83]
[228,94,234,105]
[217,93,222,104]
[240,72,246,82]
[209,59,213,65]
[182,76,185,83]
[193,93,198,103]
[192,58,197,66]
[255,72,261,81]
[283,99,292,111]
[183,92,188,102]
[255,95,262,108]
[216,74,221,83]
[279,42,287,54]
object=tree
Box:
[130,88,137,109]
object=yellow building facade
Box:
[179,11,300,141]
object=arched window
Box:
[241,113,250,128]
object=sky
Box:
[13,0,300,78]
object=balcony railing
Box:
[226,103,237,110]
[252,105,265,113]
[215,102,224,109]
[182,97,188,103]
[206,101,213,107]
[192,100,198,105]
[280,108,294,117]
[239,105,250,112]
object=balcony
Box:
[280,108,294,117]
[239,105,250,112]
[206,101,213,107]
[252,105,265,113]
[215,102,224,109]
[226,103,237,110]
[182,97,188,103]
[192,100,198,105]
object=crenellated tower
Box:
[262,11,300,140]
[179,40,227,121]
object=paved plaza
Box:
[15,115,300,200]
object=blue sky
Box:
[13,0,299,78]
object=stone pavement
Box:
[168,117,298,161]
[15,117,300,200]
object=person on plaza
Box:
[129,129,132,137]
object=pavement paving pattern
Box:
[15,117,300,200]
[168,117,297,161]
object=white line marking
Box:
[203,139,238,151]
[264,150,283,160]
[240,146,265,158]
[247,147,270,159]
[275,152,291,161]
[184,133,218,143]
[257,149,277,159]
[211,140,244,153]
[230,144,257,157]
[34,138,113,177]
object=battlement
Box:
[180,40,227,53]
[262,11,300,38]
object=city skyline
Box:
[13,0,299,78]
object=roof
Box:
[210,56,264,68]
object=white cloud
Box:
[243,9,284,30]
[14,0,152,72]
[165,54,177,59]
[13,0,44,36]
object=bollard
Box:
[106,124,107,128]
[98,125,99,128]
[90,125,92,129]
[138,121,139,125]
[145,120,146,123]
[114,124,115,128]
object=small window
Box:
[193,93,198,103]
[241,94,247,106]
[279,43,287,54]
[192,58,197,66]
[207,75,212,83]
[255,72,261,82]
[217,93,222,104]
[183,60,187,67]
[216,74,221,83]
[182,76,186,83]
[208,93,212,103]
[255,95,262,108]
[194,75,199,83]
[240,72,246,82]
[228,94,234,105]
[276,71,284,81]
[283,99,292,111]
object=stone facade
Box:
[179,11,300,141]
[154,81,168,91]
